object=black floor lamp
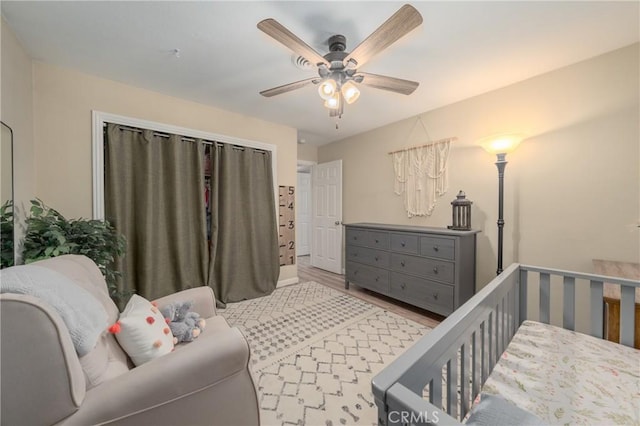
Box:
[480,134,524,275]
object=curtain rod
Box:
[104,123,265,152]
[387,137,457,155]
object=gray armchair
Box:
[0,255,259,426]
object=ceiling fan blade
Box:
[344,4,422,68]
[260,77,318,97]
[357,72,419,95]
[258,18,329,67]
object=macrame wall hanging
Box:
[389,117,456,217]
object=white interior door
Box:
[311,160,343,274]
[296,172,311,256]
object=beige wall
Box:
[297,143,318,163]
[319,44,640,289]
[31,61,299,281]
[1,19,35,257]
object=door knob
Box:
[335,221,342,225]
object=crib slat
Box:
[507,287,513,339]
[481,322,488,383]
[472,331,481,399]
[487,312,495,371]
[497,304,502,363]
[519,269,528,323]
[461,342,470,418]
[501,296,507,354]
[493,304,500,365]
[511,284,517,337]
[431,376,442,412]
[590,280,604,338]
[446,357,459,419]
[540,273,550,324]
[496,305,500,364]
[496,302,503,364]
[563,276,576,330]
[620,285,635,347]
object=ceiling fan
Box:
[257,4,423,118]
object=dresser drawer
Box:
[390,233,419,254]
[390,253,455,284]
[367,231,389,250]
[420,236,455,261]
[346,228,368,247]
[346,245,390,269]
[390,272,454,315]
[346,261,389,294]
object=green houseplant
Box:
[0,200,14,268]
[22,199,126,300]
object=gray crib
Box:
[372,263,640,425]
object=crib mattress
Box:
[482,320,640,425]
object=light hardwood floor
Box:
[297,255,443,328]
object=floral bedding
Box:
[482,320,640,425]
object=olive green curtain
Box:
[105,124,208,301]
[207,144,279,304]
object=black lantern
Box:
[448,190,472,231]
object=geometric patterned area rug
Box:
[219,281,432,426]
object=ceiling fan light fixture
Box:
[341,81,360,105]
[257,4,423,121]
[324,92,341,109]
[318,79,337,100]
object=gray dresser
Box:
[345,223,479,316]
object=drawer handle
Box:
[433,267,439,274]
[433,292,439,300]
[375,256,378,261]
[354,236,358,240]
[401,241,406,247]
[433,246,439,252]
[375,239,379,243]
[400,283,406,290]
[375,276,379,282]
[353,253,358,257]
[400,261,406,267]
[354,270,358,275]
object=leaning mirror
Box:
[1,121,14,268]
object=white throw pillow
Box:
[115,294,174,366]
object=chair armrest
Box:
[70,326,250,424]
[154,286,216,317]
[1,295,86,426]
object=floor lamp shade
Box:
[479,133,524,155]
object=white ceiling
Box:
[2,1,638,145]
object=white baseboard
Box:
[277,277,300,288]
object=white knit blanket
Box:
[0,264,108,356]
